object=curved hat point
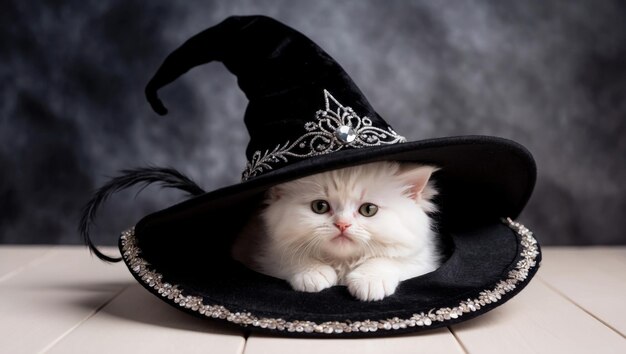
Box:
[145,81,169,116]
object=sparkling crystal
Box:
[241,90,406,180]
[334,125,356,144]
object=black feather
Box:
[79,166,205,262]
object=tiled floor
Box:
[1,246,624,353]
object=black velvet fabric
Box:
[146,15,401,175]
[124,135,539,337]
[136,135,536,234]
[139,222,517,320]
[143,15,536,233]
[125,212,541,337]
[122,15,541,336]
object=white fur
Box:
[232,161,440,301]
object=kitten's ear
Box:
[395,164,439,200]
[266,186,282,201]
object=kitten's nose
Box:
[334,222,352,233]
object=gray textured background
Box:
[1,0,625,245]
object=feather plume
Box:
[79,167,205,262]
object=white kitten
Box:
[232,161,440,301]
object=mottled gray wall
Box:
[1,0,625,245]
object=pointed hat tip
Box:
[145,83,169,116]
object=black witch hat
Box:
[82,15,540,337]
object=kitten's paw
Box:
[289,265,337,293]
[346,267,400,301]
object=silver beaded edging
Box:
[120,218,538,335]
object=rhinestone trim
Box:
[120,218,538,335]
[241,90,407,181]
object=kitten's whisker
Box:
[287,235,324,265]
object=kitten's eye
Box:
[358,203,378,217]
[311,200,330,214]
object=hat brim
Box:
[120,135,540,337]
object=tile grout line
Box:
[37,284,131,354]
[239,335,249,354]
[447,326,470,354]
[537,276,625,339]
[239,328,253,354]
[0,247,58,283]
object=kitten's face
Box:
[262,162,437,262]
